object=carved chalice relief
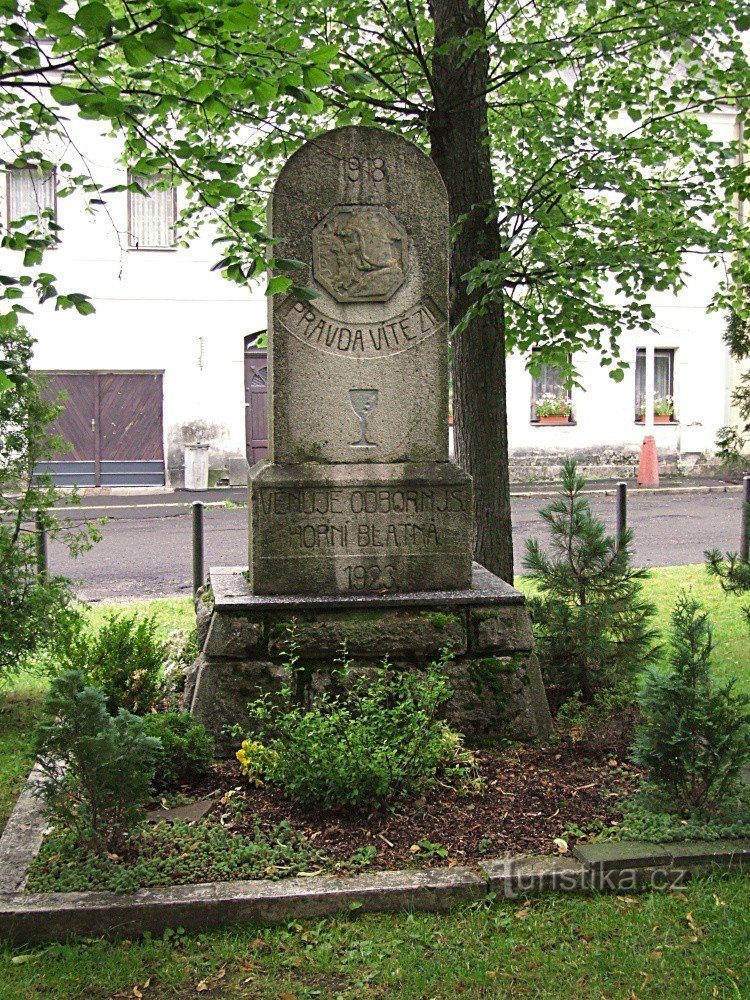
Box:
[312,206,408,303]
[349,389,379,447]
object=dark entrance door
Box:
[37,372,165,486]
[244,348,268,465]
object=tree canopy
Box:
[2,0,749,577]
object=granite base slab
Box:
[187,564,552,755]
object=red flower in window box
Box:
[534,392,572,424]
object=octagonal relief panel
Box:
[312,205,408,303]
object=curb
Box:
[47,482,743,514]
[0,765,48,893]
[0,869,485,945]
[2,846,748,945]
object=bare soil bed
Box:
[25,723,643,892]
[182,731,640,870]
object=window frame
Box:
[6,166,58,230]
[635,347,676,423]
[529,351,574,424]
[126,171,178,251]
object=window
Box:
[530,353,572,422]
[127,172,176,249]
[7,167,56,228]
[635,348,675,421]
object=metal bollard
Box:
[35,510,48,581]
[741,475,750,563]
[192,501,205,596]
[616,481,627,551]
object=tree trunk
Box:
[428,0,513,583]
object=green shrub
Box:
[239,638,477,809]
[0,322,98,683]
[141,712,214,791]
[523,458,660,699]
[555,678,638,746]
[34,670,160,849]
[162,627,199,698]
[59,611,166,714]
[631,593,750,813]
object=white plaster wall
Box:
[5,108,738,482]
[507,260,730,457]
[0,118,267,482]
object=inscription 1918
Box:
[338,156,388,202]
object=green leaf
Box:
[273,258,306,272]
[303,66,329,89]
[291,285,320,301]
[188,79,214,102]
[609,368,625,383]
[45,12,76,34]
[74,299,96,316]
[252,80,277,104]
[75,2,111,32]
[50,84,81,105]
[143,26,175,57]
[122,38,153,68]
[23,248,42,267]
[265,275,293,296]
[277,32,301,53]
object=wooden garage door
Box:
[244,349,268,464]
[36,372,165,486]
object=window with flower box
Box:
[635,348,675,422]
[530,353,573,423]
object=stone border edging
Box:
[0,764,48,893]
[1,765,749,945]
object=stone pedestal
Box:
[249,461,472,595]
[187,565,552,756]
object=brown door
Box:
[38,372,164,486]
[244,349,268,464]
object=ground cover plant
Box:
[26,819,330,893]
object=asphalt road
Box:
[46,485,747,602]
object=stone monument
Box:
[249,126,472,595]
[186,126,551,753]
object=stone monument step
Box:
[210,562,524,611]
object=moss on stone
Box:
[424,611,463,630]
[285,441,326,463]
[467,656,517,714]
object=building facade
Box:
[2,111,742,487]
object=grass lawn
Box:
[1,876,748,998]
[0,566,748,996]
